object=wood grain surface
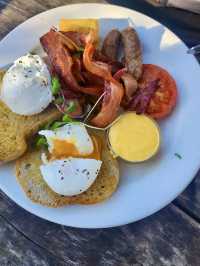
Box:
[1,190,200,266]
[1,0,200,265]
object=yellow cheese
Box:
[108,112,160,162]
[59,19,99,43]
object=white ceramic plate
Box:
[0,3,200,228]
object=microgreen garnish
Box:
[54,97,64,105]
[73,51,82,58]
[79,47,84,52]
[73,47,84,57]
[35,136,48,148]
[51,77,61,95]
[62,114,73,123]
[50,121,67,130]
[65,101,76,113]
[174,153,182,159]
[44,121,53,130]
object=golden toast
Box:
[15,131,119,207]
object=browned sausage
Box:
[101,29,121,61]
[121,27,142,80]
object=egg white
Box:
[39,123,94,156]
[40,157,102,196]
[0,54,53,115]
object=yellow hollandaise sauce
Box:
[108,112,160,162]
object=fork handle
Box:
[146,0,200,14]
[187,44,200,55]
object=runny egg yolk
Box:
[51,135,101,160]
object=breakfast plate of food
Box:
[0,3,200,228]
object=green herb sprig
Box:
[51,77,61,95]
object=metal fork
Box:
[187,45,200,55]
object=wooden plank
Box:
[174,170,200,221]
[0,191,200,266]
[0,214,65,265]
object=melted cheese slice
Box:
[59,18,99,43]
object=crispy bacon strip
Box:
[83,41,112,80]
[113,68,137,106]
[72,56,85,84]
[114,69,138,102]
[40,30,102,96]
[91,81,123,127]
[83,34,124,127]
[61,31,86,47]
[94,50,124,75]
[121,73,138,101]
[82,72,104,87]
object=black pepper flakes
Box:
[42,80,48,86]
[61,177,64,180]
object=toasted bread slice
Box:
[0,71,62,163]
[15,131,119,207]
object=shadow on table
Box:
[109,0,200,47]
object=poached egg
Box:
[39,123,102,196]
[39,123,94,158]
[0,54,53,115]
[40,157,102,196]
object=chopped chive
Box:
[174,153,182,159]
[51,77,61,95]
[65,101,76,114]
